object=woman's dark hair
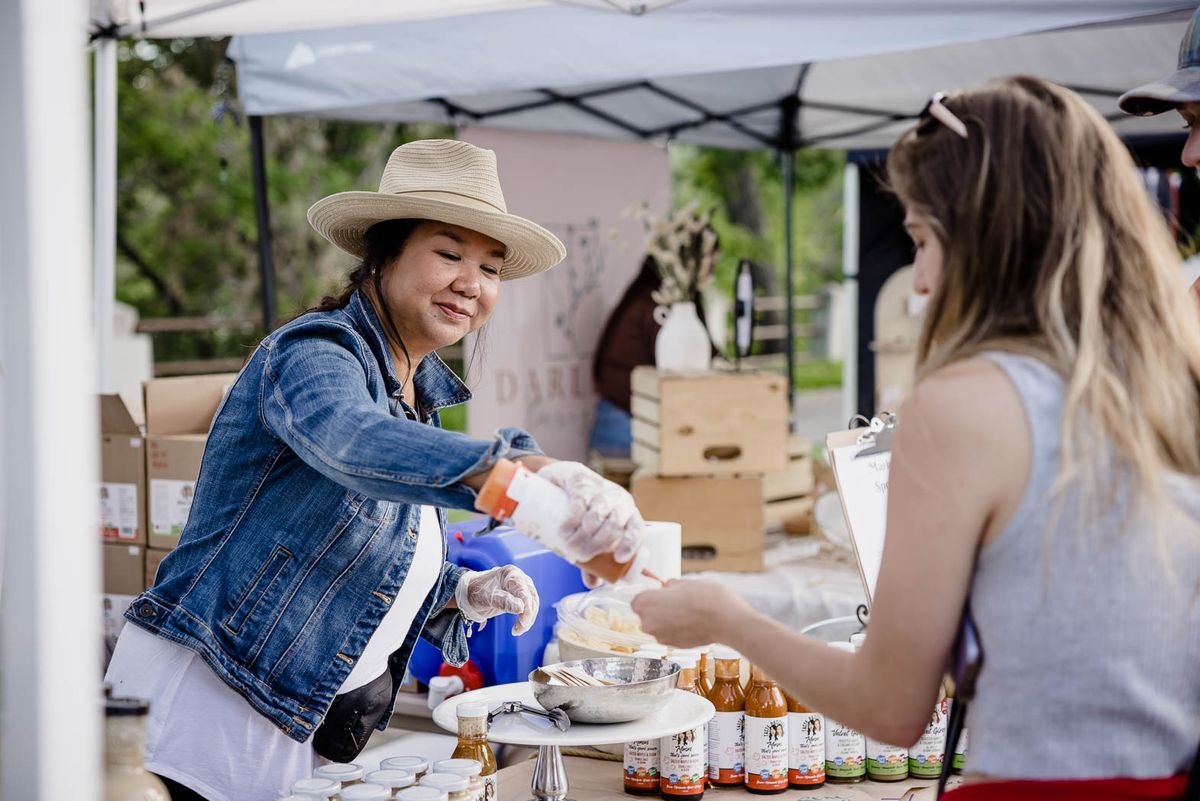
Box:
[308,218,423,378]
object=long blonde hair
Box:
[888,75,1200,521]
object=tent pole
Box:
[841,161,860,424]
[94,36,117,392]
[782,147,796,423]
[249,115,277,332]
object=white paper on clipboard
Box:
[826,428,891,604]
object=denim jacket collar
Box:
[347,290,472,413]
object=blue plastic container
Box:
[407,517,587,687]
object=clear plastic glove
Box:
[536,461,644,565]
[455,565,540,635]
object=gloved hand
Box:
[455,565,539,635]
[536,461,644,565]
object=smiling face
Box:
[1178,102,1200,168]
[903,211,945,296]
[377,220,505,362]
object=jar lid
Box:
[455,700,489,719]
[382,756,431,774]
[422,773,470,792]
[292,777,341,797]
[398,786,450,801]
[105,696,150,716]
[849,632,867,649]
[314,762,365,782]
[712,645,740,661]
[669,653,697,670]
[280,796,321,801]
[432,758,482,777]
[342,784,392,801]
[366,769,417,790]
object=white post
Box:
[840,161,860,425]
[94,35,117,393]
[1,0,102,798]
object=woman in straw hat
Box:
[106,140,646,801]
[635,77,1200,798]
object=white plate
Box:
[432,683,713,747]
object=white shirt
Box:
[105,505,444,801]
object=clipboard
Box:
[825,416,895,605]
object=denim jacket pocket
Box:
[223,545,292,635]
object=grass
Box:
[793,359,843,391]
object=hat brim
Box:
[307,192,566,281]
[1119,66,1200,116]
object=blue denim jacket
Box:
[124,291,542,742]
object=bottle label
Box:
[745,714,788,791]
[909,699,950,777]
[482,774,497,801]
[707,710,745,784]
[660,727,706,796]
[823,718,866,779]
[624,740,660,790]
[952,728,968,770]
[865,738,908,779]
[787,711,825,785]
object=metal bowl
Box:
[529,657,680,724]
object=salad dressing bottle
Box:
[706,646,746,787]
[743,665,788,794]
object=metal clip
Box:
[850,412,896,459]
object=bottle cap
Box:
[382,756,431,775]
[314,763,365,782]
[712,645,741,661]
[398,787,449,801]
[365,769,416,790]
[342,785,392,801]
[422,773,471,792]
[433,759,483,777]
[849,632,867,649]
[828,641,854,653]
[292,778,341,797]
[669,653,697,670]
[456,700,489,719]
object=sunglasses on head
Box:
[920,91,969,139]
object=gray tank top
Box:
[967,351,1200,778]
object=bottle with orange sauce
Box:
[743,665,788,794]
[783,691,825,790]
[705,646,745,787]
[659,654,707,800]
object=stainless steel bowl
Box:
[529,657,680,724]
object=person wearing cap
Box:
[1120,5,1200,168]
[105,140,645,801]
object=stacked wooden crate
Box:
[629,367,798,573]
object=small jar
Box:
[341,785,392,801]
[381,757,431,782]
[421,772,473,801]
[432,759,484,801]
[397,787,449,801]
[280,796,323,801]
[316,763,366,788]
[365,769,416,800]
[292,777,341,799]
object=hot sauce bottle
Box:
[659,654,707,800]
[784,691,825,790]
[706,646,745,787]
[743,665,788,794]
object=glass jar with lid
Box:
[433,758,485,801]
[381,757,431,782]
[397,786,448,801]
[104,696,170,801]
[365,769,416,800]
[292,777,341,799]
[316,763,366,788]
[341,784,392,801]
[421,772,472,801]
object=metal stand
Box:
[531,744,573,801]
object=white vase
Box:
[654,301,711,371]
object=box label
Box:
[151,478,195,537]
[100,482,139,541]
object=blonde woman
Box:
[634,77,1200,799]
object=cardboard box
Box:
[103,542,145,595]
[143,374,235,550]
[630,367,788,477]
[632,473,764,573]
[99,395,146,544]
[144,547,172,589]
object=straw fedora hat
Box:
[308,139,566,280]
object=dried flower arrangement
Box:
[632,203,718,306]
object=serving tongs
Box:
[488,700,571,732]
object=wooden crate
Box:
[763,435,815,535]
[631,473,764,573]
[630,367,788,477]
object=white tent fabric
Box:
[228,2,1194,150]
